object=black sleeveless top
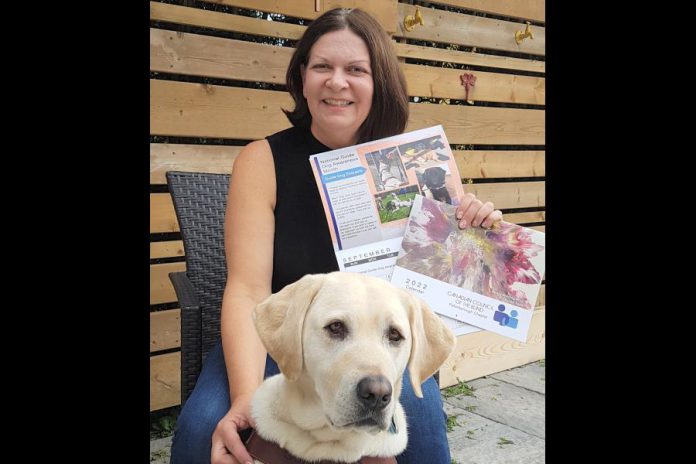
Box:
[267,125,340,293]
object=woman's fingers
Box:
[457,195,482,228]
[212,416,254,464]
[225,434,254,464]
[471,201,494,228]
[211,438,240,464]
[480,209,503,229]
[455,193,477,228]
[455,195,503,229]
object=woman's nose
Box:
[326,70,348,90]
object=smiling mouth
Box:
[322,99,353,107]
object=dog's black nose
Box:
[356,375,392,410]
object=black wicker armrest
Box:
[169,271,203,405]
[169,271,200,311]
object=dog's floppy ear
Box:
[252,274,325,381]
[404,292,457,398]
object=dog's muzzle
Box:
[357,375,392,410]
[352,375,393,430]
[329,376,395,431]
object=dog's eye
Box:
[325,321,347,339]
[388,327,403,343]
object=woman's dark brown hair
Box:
[283,8,409,143]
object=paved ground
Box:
[150,360,544,463]
[443,361,545,463]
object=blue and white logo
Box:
[493,304,518,329]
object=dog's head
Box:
[253,272,456,433]
[422,166,447,189]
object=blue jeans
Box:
[170,341,451,464]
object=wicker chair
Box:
[166,171,231,406]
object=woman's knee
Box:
[170,395,228,463]
[397,374,450,464]
[170,342,231,463]
[400,372,446,415]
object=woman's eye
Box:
[312,63,330,70]
[348,66,367,74]
[325,321,347,339]
[388,327,403,343]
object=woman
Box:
[170,8,502,464]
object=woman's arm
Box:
[221,138,276,399]
[211,139,276,464]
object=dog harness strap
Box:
[246,429,362,464]
[360,458,397,464]
[245,430,313,464]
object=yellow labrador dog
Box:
[249,272,456,463]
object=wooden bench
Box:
[150,0,545,412]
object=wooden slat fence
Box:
[150,0,545,411]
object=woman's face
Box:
[301,28,374,147]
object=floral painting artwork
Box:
[396,196,545,310]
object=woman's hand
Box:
[211,393,256,464]
[455,193,503,229]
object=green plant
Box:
[497,437,514,446]
[150,413,177,440]
[150,416,175,439]
[442,381,475,398]
[446,415,460,432]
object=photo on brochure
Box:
[374,185,420,224]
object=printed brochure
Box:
[391,195,546,342]
[309,125,465,280]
